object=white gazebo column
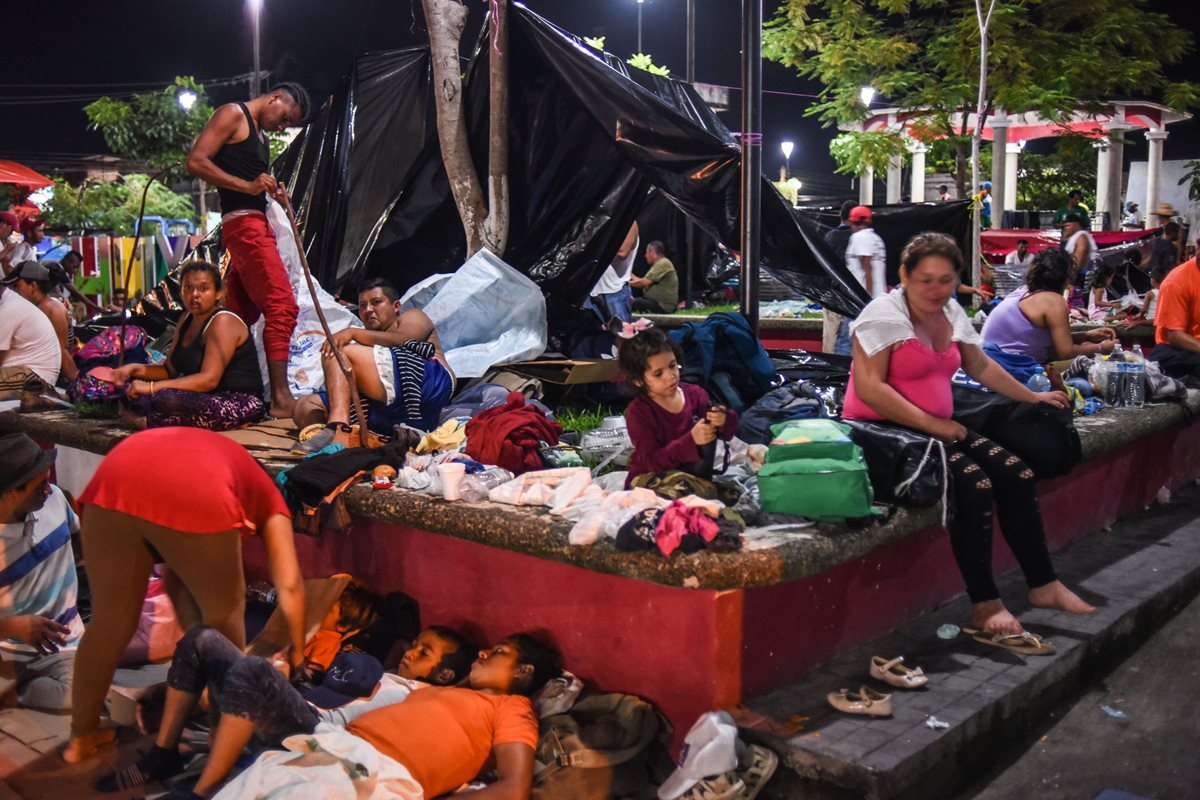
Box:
[1102,122,1130,230]
[909,142,928,202]
[989,111,1009,229]
[859,164,874,205]
[1145,129,1168,229]
[1004,142,1021,213]
[886,153,903,204]
[1094,139,1110,227]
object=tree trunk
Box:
[482,0,509,256]
[423,0,488,255]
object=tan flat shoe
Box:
[870,655,929,689]
[827,686,892,717]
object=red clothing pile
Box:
[465,392,562,474]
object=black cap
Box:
[0,434,56,495]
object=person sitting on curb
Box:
[210,633,560,800]
[0,282,62,398]
[4,261,78,382]
[110,261,266,431]
[96,625,474,796]
[1149,255,1200,382]
[631,240,679,313]
[0,434,83,712]
[292,278,455,452]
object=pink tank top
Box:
[842,338,961,421]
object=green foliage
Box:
[1015,134,1097,210]
[828,131,906,176]
[627,53,671,77]
[763,0,1198,184]
[84,77,213,182]
[41,174,195,235]
[1178,160,1200,203]
[583,36,606,51]
[556,406,618,434]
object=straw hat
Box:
[1153,202,1177,218]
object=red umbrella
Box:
[0,160,52,189]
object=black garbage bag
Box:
[951,385,1081,479]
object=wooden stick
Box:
[277,186,369,448]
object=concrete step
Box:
[737,485,1200,800]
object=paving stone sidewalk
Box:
[738,484,1200,800]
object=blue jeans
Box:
[834,319,853,356]
[584,284,633,325]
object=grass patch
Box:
[74,400,120,419]
[556,405,619,433]
[671,302,740,316]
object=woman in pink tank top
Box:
[843,233,1094,645]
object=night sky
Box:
[4,0,1199,194]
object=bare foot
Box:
[268,398,296,420]
[1028,581,1096,615]
[969,599,1024,637]
[63,728,117,763]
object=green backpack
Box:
[758,420,876,520]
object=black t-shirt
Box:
[824,224,852,263]
[1150,237,1179,272]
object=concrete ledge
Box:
[741,488,1200,800]
[3,392,1199,592]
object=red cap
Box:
[19,217,43,234]
[849,206,873,223]
[0,212,17,229]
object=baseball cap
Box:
[981,181,992,190]
[0,211,18,229]
[657,711,740,800]
[301,652,384,709]
[19,217,43,234]
[1,261,51,285]
[848,205,873,223]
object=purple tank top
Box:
[980,287,1054,362]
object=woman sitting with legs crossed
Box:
[842,233,1095,644]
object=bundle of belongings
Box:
[465,391,562,473]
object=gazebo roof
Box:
[842,101,1192,142]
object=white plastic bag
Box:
[400,248,546,378]
[256,201,363,396]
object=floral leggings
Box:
[136,388,265,431]
[947,430,1057,602]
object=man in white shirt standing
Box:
[1063,213,1098,272]
[845,206,888,298]
[4,219,43,277]
[996,238,1035,297]
[586,222,639,325]
[0,434,81,712]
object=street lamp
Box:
[248,0,263,98]
[177,90,197,111]
[636,0,644,54]
[859,86,876,107]
[780,140,794,179]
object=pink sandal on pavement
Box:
[869,655,929,689]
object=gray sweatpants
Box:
[0,647,75,711]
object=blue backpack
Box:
[668,312,777,411]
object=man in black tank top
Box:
[186,83,310,418]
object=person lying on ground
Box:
[982,248,1117,362]
[110,261,267,431]
[292,278,455,452]
[843,232,1095,639]
[64,427,306,764]
[210,633,559,800]
[0,434,82,712]
[301,579,384,677]
[186,83,310,419]
[0,282,61,398]
[96,624,474,796]
[4,261,78,381]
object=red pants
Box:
[222,212,298,362]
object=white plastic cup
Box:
[440,462,467,501]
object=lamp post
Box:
[248,0,263,98]
[780,140,794,181]
[636,0,644,54]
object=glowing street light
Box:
[177,90,197,111]
[780,140,794,179]
[859,86,876,107]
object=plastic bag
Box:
[257,201,363,396]
[400,248,547,378]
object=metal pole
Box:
[252,3,262,97]
[740,0,762,333]
[637,2,643,54]
[684,0,696,310]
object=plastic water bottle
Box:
[1026,372,1051,392]
[1126,353,1145,408]
[459,467,515,502]
[1111,340,1124,361]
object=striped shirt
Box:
[0,486,83,654]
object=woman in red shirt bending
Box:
[64,428,306,763]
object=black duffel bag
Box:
[842,419,946,507]
[951,385,1082,479]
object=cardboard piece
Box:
[507,358,619,385]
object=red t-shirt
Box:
[1154,258,1200,345]
[78,428,290,533]
[347,687,538,797]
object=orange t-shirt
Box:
[1154,258,1200,345]
[78,428,290,533]
[347,686,538,797]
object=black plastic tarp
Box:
[278,4,868,317]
